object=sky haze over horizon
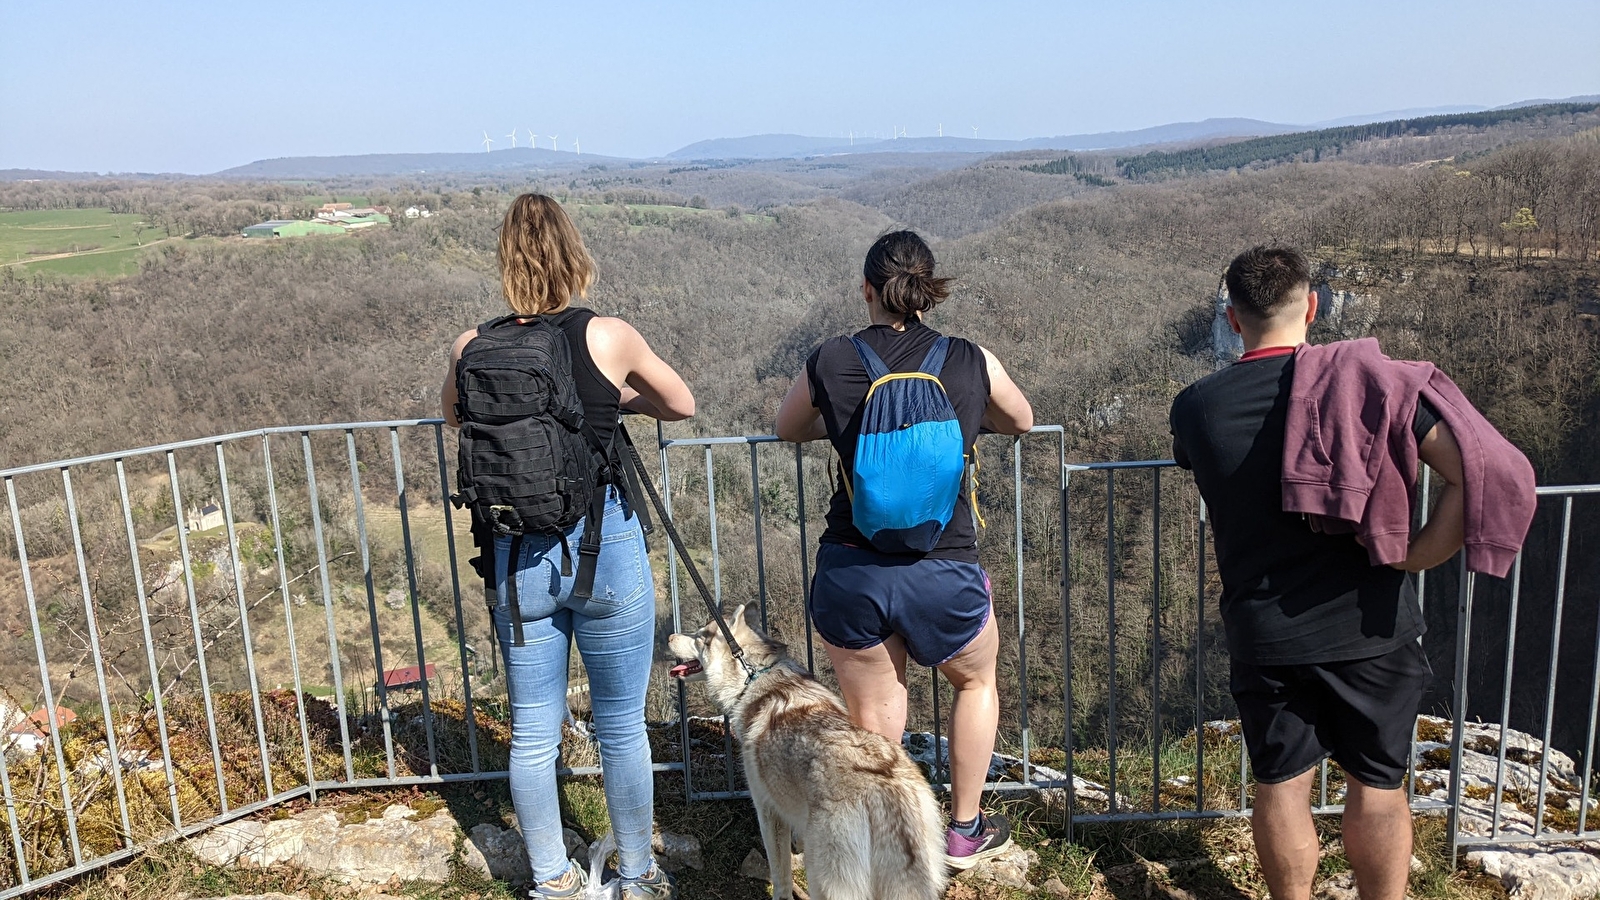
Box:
[2,0,1597,174]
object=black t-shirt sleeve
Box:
[1412,396,1441,443]
[805,346,824,408]
[1169,389,1194,470]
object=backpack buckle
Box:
[488,505,523,536]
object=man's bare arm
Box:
[1396,421,1465,572]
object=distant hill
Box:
[667,134,890,159]
[1118,101,1600,178]
[165,93,1600,178]
[0,168,108,181]
[667,118,1297,160]
[1495,94,1600,109]
[1306,105,1486,128]
[215,146,623,179]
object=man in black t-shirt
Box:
[1170,247,1466,900]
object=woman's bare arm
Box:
[440,328,477,428]
[775,370,827,443]
[979,346,1034,435]
[589,317,695,421]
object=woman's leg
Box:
[935,611,999,823]
[498,605,576,882]
[495,535,578,884]
[822,633,910,742]
[571,510,657,879]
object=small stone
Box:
[563,827,591,869]
[652,830,704,870]
[464,822,531,883]
[739,848,771,880]
[1314,871,1360,900]
[1410,854,1424,873]
[1041,875,1073,897]
[955,843,1037,890]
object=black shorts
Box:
[807,542,991,667]
[1230,640,1430,790]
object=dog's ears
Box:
[740,603,762,629]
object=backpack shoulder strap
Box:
[849,336,891,382]
[918,336,952,376]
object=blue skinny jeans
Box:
[493,492,656,882]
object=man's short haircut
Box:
[1224,246,1311,321]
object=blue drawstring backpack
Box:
[844,336,970,554]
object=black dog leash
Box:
[618,423,752,671]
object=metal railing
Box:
[0,419,1595,895]
[658,427,1451,828]
[0,420,683,899]
[1444,483,1600,858]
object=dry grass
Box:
[0,700,1555,900]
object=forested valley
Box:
[2,114,1599,781]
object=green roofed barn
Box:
[241,220,347,238]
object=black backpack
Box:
[451,313,616,642]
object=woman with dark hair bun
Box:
[775,229,1034,869]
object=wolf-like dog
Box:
[668,604,947,900]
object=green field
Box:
[299,194,369,207]
[0,208,171,278]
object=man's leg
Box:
[1252,769,1319,900]
[1341,779,1413,900]
[1320,641,1430,900]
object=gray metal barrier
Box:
[656,427,1458,835]
[1445,483,1600,859]
[0,419,1595,895]
[0,420,682,899]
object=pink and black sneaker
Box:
[945,812,1012,870]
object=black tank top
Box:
[541,307,621,453]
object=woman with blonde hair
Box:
[442,193,694,899]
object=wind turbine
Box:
[548,134,558,151]
[482,131,494,152]
[507,129,518,148]
[573,138,580,155]
[938,123,943,138]
[971,126,979,138]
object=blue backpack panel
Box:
[846,336,968,554]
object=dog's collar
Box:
[734,662,777,700]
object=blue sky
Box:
[2,0,1596,174]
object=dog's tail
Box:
[866,777,948,900]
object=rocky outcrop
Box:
[1411,716,1593,837]
[1211,289,1244,368]
[185,804,456,885]
[1409,716,1599,900]
[903,731,1125,810]
[1208,281,1378,369]
[1467,846,1600,900]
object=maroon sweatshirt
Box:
[1282,338,1535,578]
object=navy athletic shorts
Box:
[806,542,991,667]
[1230,639,1431,789]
